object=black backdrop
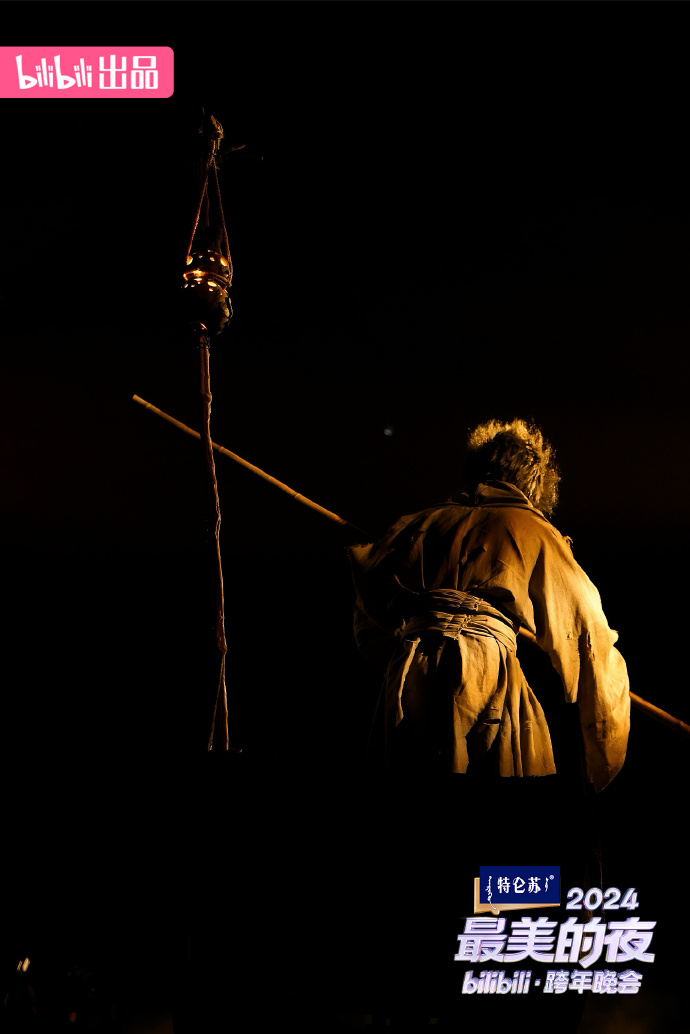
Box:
[1,6,687,1032]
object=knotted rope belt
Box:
[401,588,518,653]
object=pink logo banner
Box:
[0,47,174,97]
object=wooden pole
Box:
[132,394,368,535]
[517,627,690,738]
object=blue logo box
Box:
[479,865,560,907]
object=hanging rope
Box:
[198,333,229,752]
[185,114,229,264]
[211,159,233,284]
[185,159,211,267]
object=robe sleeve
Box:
[529,527,630,791]
[348,541,406,669]
[348,514,423,669]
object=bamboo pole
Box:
[132,393,690,739]
[518,627,690,738]
[132,394,368,535]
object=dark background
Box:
[1,6,687,1031]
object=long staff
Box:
[132,394,367,536]
[132,396,690,740]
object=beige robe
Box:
[350,481,630,790]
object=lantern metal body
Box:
[181,247,232,336]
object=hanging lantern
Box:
[181,112,234,338]
[181,246,232,336]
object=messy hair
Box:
[464,419,560,515]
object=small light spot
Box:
[383,427,394,437]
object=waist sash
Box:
[402,589,517,652]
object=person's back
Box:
[351,474,629,789]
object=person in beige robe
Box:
[350,420,630,791]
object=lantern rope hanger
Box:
[179,111,244,754]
